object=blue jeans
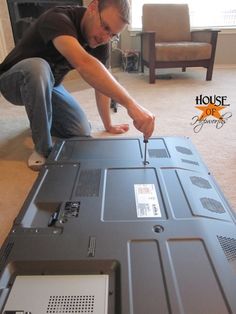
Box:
[0,57,91,157]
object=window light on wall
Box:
[130,0,236,30]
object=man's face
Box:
[83,5,127,48]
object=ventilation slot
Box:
[217,236,236,262]
[0,242,14,272]
[181,159,199,166]
[76,169,101,197]
[190,176,212,189]
[47,295,95,313]
[176,146,193,155]
[200,197,225,213]
[148,149,169,158]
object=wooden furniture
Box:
[140,4,219,83]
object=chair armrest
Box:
[139,31,155,36]
[191,28,221,32]
[139,31,156,43]
[139,31,156,62]
[191,29,220,44]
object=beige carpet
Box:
[0,66,236,246]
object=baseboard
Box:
[215,64,236,69]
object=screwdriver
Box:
[143,137,149,165]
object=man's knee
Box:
[52,119,91,138]
[21,58,54,85]
[21,58,50,72]
[66,120,91,137]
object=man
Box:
[0,0,155,170]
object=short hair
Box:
[98,0,130,24]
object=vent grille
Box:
[148,148,169,158]
[217,236,236,262]
[181,159,199,166]
[200,197,225,213]
[190,176,212,189]
[47,295,95,313]
[176,146,193,155]
[76,169,101,197]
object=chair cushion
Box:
[155,42,212,62]
[142,4,191,42]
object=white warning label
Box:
[134,184,161,218]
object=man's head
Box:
[81,0,130,48]
[98,0,130,24]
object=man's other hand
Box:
[107,124,129,134]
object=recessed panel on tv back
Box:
[0,137,235,314]
[3,275,109,314]
[48,137,208,171]
[48,138,143,162]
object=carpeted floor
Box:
[0,66,236,246]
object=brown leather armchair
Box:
[140,4,220,83]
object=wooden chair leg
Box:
[141,60,144,73]
[149,66,155,84]
[206,30,219,81]
[206,65,213,81]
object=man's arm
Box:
[95,90,129,134]
[53,35,155,139]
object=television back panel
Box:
[0,137,236,314]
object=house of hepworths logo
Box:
[191,94,232,133]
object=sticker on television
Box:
[134,184,161,218]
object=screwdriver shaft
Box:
[143,139,148,165]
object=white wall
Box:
[215,31,236,64]
[0,0,14,62]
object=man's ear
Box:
[88,0,99,14]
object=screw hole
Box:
[153,225,164,233]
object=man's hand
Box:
[127,101,155,139]
[106,124,129,134]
